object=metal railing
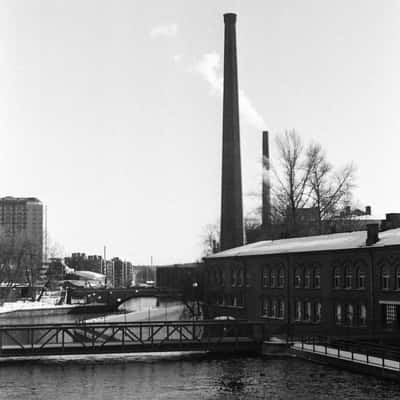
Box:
[0,320,265,357]
[292,336,400,372]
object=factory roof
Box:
[205,228,400,260]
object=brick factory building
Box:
[204,224,400,339]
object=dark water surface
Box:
[0,354,400,400]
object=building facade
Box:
[0,196,43,261]
[204,226,400,339]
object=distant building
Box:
[105,258,134,288]
[156,263,204,299]
[64,253,103,273]
[0,196,43,261]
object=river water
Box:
[0,354,400,400]
[1,300,400,399]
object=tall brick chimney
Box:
[220,13,244,251]
[262,130,272,233]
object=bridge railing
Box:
[290,336,400,371]
[0,320,266,356]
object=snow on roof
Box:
[205,228,400,260]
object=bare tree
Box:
[273,130,313,233]
[0,230,42,300]
[201,223,220,256]
[307,143,355,233]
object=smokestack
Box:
[220,13,244,251]
[262,131,272,230]
[366,223,379,246]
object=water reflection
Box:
[0,355,399,400]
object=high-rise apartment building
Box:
[0,197,43,261]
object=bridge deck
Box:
[0,320,264,358]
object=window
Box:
[232,296,238,307]
[262,298,269,316]
[295,301,302,321]
[271,270,277,288]
[384,304,397,326]
[315,302,322,322]
[314,268,321,289]
[305,269,312,288]
[358,304,367,325]
[396,268,400,290]
[345,266,352,289]
[218,269,224,286]
[345,304,354,325]
[357,267,366,289]
[333,267,341,289]
[336,304,342,324]
[237,268,244,287]
[271,299,278,318]
[262,266,270,287]
[294,269,302,288]
[278,300,285,319]
[278,268,285,288]
[231,268,237,287]
[304,301,312,321]
[237,294,245,307]
[214,270,219,285]
[382,267,390,290]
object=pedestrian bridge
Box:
[0,320,265,358]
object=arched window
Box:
[262,298,269,316]
[295,301,302,321]
[271,299,278,318]
[345,266,352,289]
[333,267,341,289]
[278,268,285,288]
[219,269,224,286]
[356,267,366,289]
[336,304,342,324]
[396,268,400,290]
[237,268,244,287]
[277,299,285,318]
[305,301,312,321]
[305,269,312,288]
[271,270,277,288]
[358,304,367,325]
[262,266,270,287]
[231,268,237,286]
[315,302,322,322]
[382,266,390,290]
[314,268,321,289]
[294,269,302,288]
[232,296,238,307]
[214,269,219,285]
[346,304,354,325]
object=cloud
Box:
[173,54,183,64]
[195,53,266,130]
[150,24,179,38]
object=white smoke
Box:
[150,24,179,38]
[195,52,266,130]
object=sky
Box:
[0,1,399,264]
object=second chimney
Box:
[262,130,272,230]
[366,223,379,246]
